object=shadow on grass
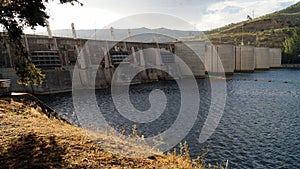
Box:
[0,133,67,169]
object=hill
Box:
[204,2,300,48]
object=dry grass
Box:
[0,98,207,169]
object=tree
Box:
[0,0,82,85]
[283,28,300,63]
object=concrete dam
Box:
[0,34,282,94]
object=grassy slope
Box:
[205,2,300,48]
[0,98,206,169]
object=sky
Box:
[24,0,299,33]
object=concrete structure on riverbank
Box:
[0,34,284,94]
[0,79,11,96]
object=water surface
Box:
[38,69,300,168]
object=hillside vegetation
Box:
[205,2,300,48]
[204,2,300,64]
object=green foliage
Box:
[283,28,300,55]
[0,0,81,85]
[14,52,45,86]
[282,28,300,63]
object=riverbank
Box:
[0,97,208,169]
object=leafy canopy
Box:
[0,0,82,85]
[283,28,300,55]
[282,28,300,63]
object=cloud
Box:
[83,0,225,26]
[196,0,299,31]
[222,6,244,13]
[207,5,244,14]
[24,0,299,33]
[103,13,196,30]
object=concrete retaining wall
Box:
[0,68,30,92]
[0,67,112,94]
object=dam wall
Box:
[216,45,235,74]
[205,45,217,73]
[235,46,255,72]
[175,41,206,78]
[0,35,184,93]
[254,47,270,70]
[0,34,284,94]
[269,48,282,68]
[205,44,235,74]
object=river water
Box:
[38,69,300,168]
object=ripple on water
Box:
[38,70,300,169]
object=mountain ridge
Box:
[38,2,300,48]
[38,27,202,42]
